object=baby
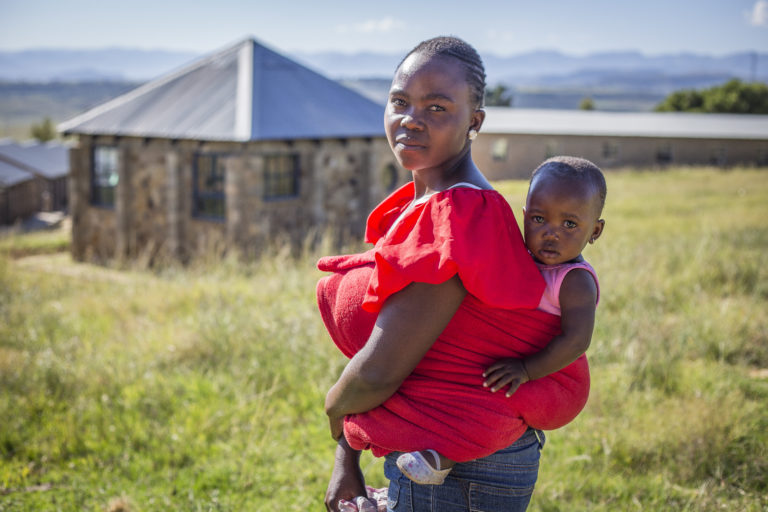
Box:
[397,155,606,484]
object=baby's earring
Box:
[468,129,478,141]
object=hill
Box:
[0,48,198,82]
[2,47,765,88]
[298,49,767,90]
[323,49,767,111]
[0,81,140,138]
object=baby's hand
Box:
[483,358,530,397]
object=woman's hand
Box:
[325,437,371,511]
[483,358,531,397]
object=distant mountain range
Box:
[303,49,768,110]
[2,47,766,89]
[1,47,766,122]
[297,49,768,91]
[0,48,199,82]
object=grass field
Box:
[1,167,767,511]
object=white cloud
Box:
[336,16,406,34]
[748,0,768,26]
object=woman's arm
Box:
[325,275,467,438]
[484,268,597,395]
[523,268,597,379]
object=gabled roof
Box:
[0,159,34,187]
[58,37,386,141]
[482,107,768,140]
[0,140,70,180]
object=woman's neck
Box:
[411,150,489,198]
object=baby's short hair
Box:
[531,156,607,214]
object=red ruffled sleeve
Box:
[362,183,545,313]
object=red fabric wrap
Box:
[316,184,590,461]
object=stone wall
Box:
[69,136,117,261]
[40,176,67,212]
[70,134,403,263]
[0,178,39,225]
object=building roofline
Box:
[57,36,385,141]
[0,160,35,187]
[481,107,768,140]
[0,140,70,179]
[58,37,256,135]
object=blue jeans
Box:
[383,428,545,512]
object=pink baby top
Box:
[536,260,599,316]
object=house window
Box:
[264,154,299,199]
[759,145,768,166]
[380,163,399,192]
[656,144,673,164]
[709,147,727,166]
[545,140,559,159]
[193,154,225,220]
[602,141,619,159]
[492,139,508,162]
[91,146,119,207]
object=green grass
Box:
[1,166,767,511]
[0,224,70,258]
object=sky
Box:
[0,0,767,57]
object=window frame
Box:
[192,152,226,221]
[263,153,300,201]
[91,145,119,208]
[491,138,509,162]
[380,163,399,193]
[602,140,620,160]
[544,140,559,160]
[656,144,673,164]
[709,146,727,166]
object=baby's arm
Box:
[484,268,598,397]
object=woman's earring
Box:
[468,129,478,141]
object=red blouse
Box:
[317,183,590,461]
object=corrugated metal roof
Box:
[0,159,35,187]
[58,37,386,141]
[0,140,70,179]
[482,107,768,140]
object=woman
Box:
[318,37,575,511]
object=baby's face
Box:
[523,174,603,265]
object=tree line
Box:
[484,79,768,114]
[654,79,768,114]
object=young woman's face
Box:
[385,52,480,172]
[523,174,604,265]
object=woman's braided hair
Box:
[399,36,487,108]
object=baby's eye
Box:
[532,215,544,223]
[428,104,446,112]
[564,220,577,228]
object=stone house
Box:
[59,38,403,262]
[474,107,768,180]
[0,140,70,225]
[0,159,37,225]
